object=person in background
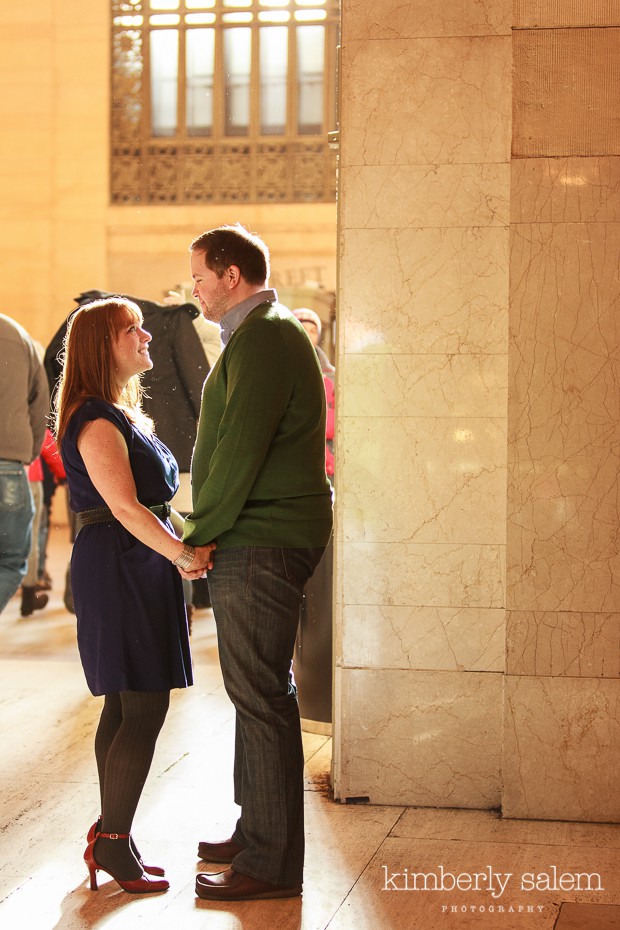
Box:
[21,428,65,617]
[163,287,222,613]
[163,287,222,371]
[37,440,63,593]
[0,313,48,614]
[291,309,335,725]
[182,224,333,902]
[292,308,335,485]
[291,307,323,354]
[55,297,215,894]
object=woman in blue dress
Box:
[55,297,215,894]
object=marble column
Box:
[334,0,620,822]
[333,0,512,807]
[503,1,620,821]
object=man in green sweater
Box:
[182,224,333,901]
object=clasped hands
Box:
[176,541,216,580]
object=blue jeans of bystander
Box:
[0,461,35,613]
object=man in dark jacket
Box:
[45,290,209,469]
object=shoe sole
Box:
[121,885,169,895]
[195,885,302,901]
[197,853,234,863]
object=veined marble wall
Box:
[333,0,512,808]
[334,0,620,822]
[504,3,620,822]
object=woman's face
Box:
[299,318,320,347]
[112,315,153,385]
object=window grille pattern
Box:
[111,0,339,204]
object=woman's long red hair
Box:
[54,297,153,443]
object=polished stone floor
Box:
[0,529,619,930]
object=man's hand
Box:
[177,566,208,580]
[176,541,216,579]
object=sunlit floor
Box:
[1,528,619,930]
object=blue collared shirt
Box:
[219,288,278,348]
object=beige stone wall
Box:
[335,0,620,822]
[0,1,109,343]
[0,1,336,347]
[333,0,512,808]
[107,203,337,307]
[513,27,620,157]
[504,6,620,821]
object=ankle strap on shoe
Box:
[98,832,130,840]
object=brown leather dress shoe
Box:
[197,838,244,863]
[195,868,302,901]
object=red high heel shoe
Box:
[84,833,169,894]
[87,818,165,877]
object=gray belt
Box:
[78,502,172,525]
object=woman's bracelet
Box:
[173,543,195,571]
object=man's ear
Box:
[227,265,241,288]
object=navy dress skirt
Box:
[61,398,193,696]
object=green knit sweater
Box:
[183,301,333,548]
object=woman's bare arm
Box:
[78,418,214,572]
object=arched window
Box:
[111,0,339,203]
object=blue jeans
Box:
[208,545,325,885]
[0,461,34,613]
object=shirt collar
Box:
[220,288,277,347]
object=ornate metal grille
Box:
[111,0,339,204]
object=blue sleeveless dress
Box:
[61,398,193,695]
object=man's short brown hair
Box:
[190,224,270,285]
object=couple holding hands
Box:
[56,225,333,902]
